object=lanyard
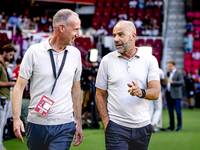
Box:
[49,49,67,95]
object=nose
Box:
[114,35,120,43]
[75,30,80,38]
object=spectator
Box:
[185,72,195,109]
[138,0,145,8]
[129,17,134,24]
[40,16,47,24]
[143,15,151,26]
[13,40,21,62]
[183,32,194,53]
[134,17,143,29]
[17,14,23,28]
[19,19,27,31]
[22,37,29,57]
[141,24,151,36]
[194,30,200,41]
[118,17,125,22]
[95,25,108,42]
[192,69,200,83]
[195,78,200,108]
[0,11,5,21]
[145,0,154,9]
[154,0,163,9]
[186,14,194,30]
[118,8,128,20]
[0,44,16,150]
[29,36,36,46]
[7,12,18,29]
[129,0,138,8]
[108,17,118,29]
[151,25,160,36]
[192,48,200,60]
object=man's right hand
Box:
[103,119,110,132]
[13,117,25,142]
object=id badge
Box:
[34,95,54,117]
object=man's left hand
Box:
[168,78,173,84]
[127,81,142,97]
[73,124,83,146]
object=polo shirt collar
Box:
[44,38,68,52]
[116,47,140,59]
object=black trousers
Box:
[105,120,152,150]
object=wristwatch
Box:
[139,89,146,98]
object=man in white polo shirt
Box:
[12,9,83,150]
[95,21,160,150]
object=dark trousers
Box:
[25,122,76,150]
[105,120,152,150]
[166,91,182,129]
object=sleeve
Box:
[19,47,34,80]
[172,71,184,86]
[73,51,82,82]
[148,56,160,82]
[95,57,108,90]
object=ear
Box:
[59,25,64,33]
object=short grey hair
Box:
[52,9,79,29]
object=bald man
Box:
[95,21,160,150]
[12,9,83,150]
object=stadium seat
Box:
[105,0,113,8]
[187,11,194,18]
[103,7,111,18]
[194,11,200,19]
[145,9,153,17]
[128,8,136,20]
[111,8,118,17]
[101,17,109,28]
[194,26,200,32]
[154,39,163,48]
[192,59,200,67]
[184,60,192,67]
[193,40,200,48]
[184,53,192,60]
[193,19,200,26]
[146,39,154,47]
[136,39,145,47]
[137,9,144,20]
[94,7,103,17]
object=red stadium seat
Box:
[193,19,200,26]
[136,39,145,47]
[146,39,154,47]
[129,8,136,20]
[194,26,200,32]
[154,39,163,48]
[193,40,200,48]
[137,9,144,20]
[187,11,194,18]
[145,9,153,17]
[194,11,200,19]
[103,7,111,18]
[184,60,192,67]
[192,59,200,67]
[184,53,192,60]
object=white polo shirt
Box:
[19,39,82,125]
[95,49,159,128]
